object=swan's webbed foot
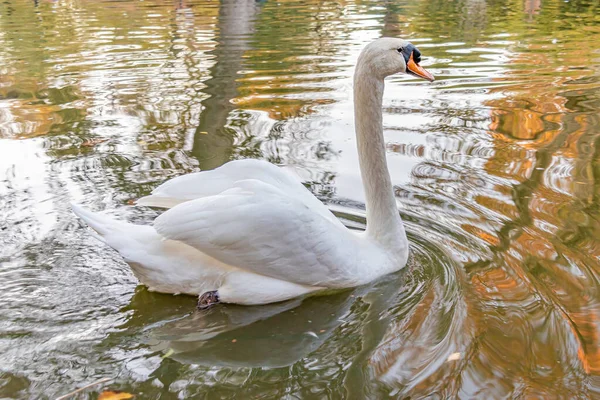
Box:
[197,290,220,310]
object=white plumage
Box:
[72,37,434,306]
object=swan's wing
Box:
[137,160,273,207]
[153,179,362,287]
[137,159,342,227]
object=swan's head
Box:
[357,37,434,82]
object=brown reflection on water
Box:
[464,0,600,392]
[191,0,260,169]
[366,0,600,397]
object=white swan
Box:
[72,37,434,307]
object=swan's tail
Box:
[71,203,137,244]
[71,203,223,296]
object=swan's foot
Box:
[197,290,220,310]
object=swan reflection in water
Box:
[108,234,465,399]
[120,273,406,369]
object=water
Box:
[1,0,599,398]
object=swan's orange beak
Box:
[406,53,435,82]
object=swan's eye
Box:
[397,47,404,53]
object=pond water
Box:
[1,0,599,398]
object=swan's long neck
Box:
[354,65,407,253]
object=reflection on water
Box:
[1,0,599,398]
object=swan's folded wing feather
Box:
[137,159,343,228]
[153,180,362,287]
[137,160,257,208]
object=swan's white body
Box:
[72,38,434,305]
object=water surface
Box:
[1,0,599,398]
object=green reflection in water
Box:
[0,0,599,398]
